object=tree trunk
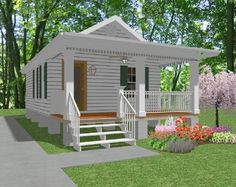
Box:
[172,64,182,91]
[226,0,234,72]
[215,102,219,127]
[0,27,6,108]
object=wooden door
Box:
[74,61,87,111]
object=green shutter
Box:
[33,70,35,98]
[44,63,47,99]
[39,65,42,99]
[120,65,128,86]
[145,67,149,91]
[36,68,38,98]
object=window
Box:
[145,67,149,91]
[126,67,136,90]
[33,70,35,98]
[36,67,39,98]
[61,60,64,90]
[44,63,47,99]
[39,65,42,99]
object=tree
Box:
[226,0,235,72]
[199,67,236,127]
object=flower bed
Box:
[149,116,236,153]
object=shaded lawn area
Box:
[15,116,129,153]
[15,116,75,154]
[0,109,25,116]
[64,109,236,186]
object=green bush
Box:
[149,134,177,151]
[167,139,195,153]
[211,132,234,144]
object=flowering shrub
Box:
[211,132,233,144]
[150,131,175,140]
[149,124,176,151]
[175,117,213,141]
[211,126,231,133]
[191,124,213,141]
[149,116,235,152]
[233,135,236,144]
[155,125,175,133]
[149,134,177,151]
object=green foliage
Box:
[1,0,235,108]
[149,133,177,151]
[167,139,194,153]
[161,64,190,91]
[0,109,25,116]
[211,132,234,144]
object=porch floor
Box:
[51,112,196,122]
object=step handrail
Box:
[68,92,80,144]
[119,90,136,139]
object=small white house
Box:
[21,16,219,151]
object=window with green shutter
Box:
[145,67,149,91]
[44,62,47,99]
[127,67,136,90]
[36,68,38,98]
[33,70,35,98]
[39,65,42,99]
[120,65,128,87]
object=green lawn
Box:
[0,109,25,116]
[64,109,236,187]
[199,108,236,132]
[15,116,129,153]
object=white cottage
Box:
[21,16,219,151]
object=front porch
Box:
[123,90,192,115]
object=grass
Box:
[64,109,236,187]
[0,109,25,116]
[199,108,236,132]
[64,143,236,187]
[15,116,75,154]
[15,116,129,153]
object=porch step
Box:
[80,131,128,137]
[80,123,123,129]
[80,119,121,125]
[79,138,135,147]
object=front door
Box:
[74,61,87,111]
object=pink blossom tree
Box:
[199,67,236,127]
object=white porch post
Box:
[63,50,74,120]
[136,57,146,117]
[190,61,200,114]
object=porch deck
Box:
[51,112,196,123]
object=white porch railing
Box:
[119,90,136,139]
[123,90,137,110]
[145,91,192,113]
[68,92,81,144]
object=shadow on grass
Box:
[14,116,133,153]
[14,116,75,154]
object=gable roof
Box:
[80,15,145,41]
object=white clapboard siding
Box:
[25,59,62,115]
[90,21,138,40]
[145,60,161,91]
[25,51,162,114]
[75,53,132,112]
